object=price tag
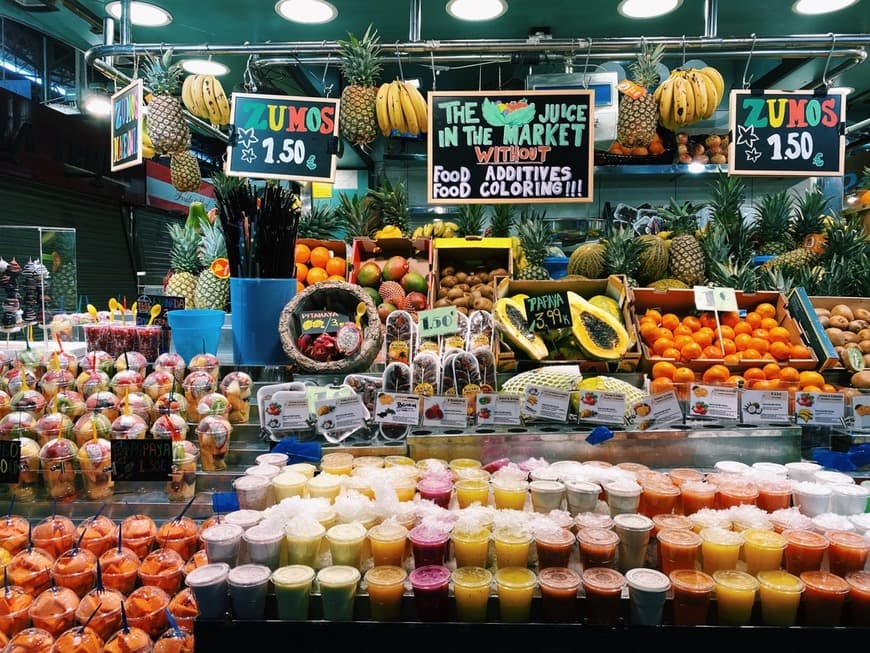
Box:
[629,390,684,430]
[0,440,21,483]
[374,393,422,425]
[577,391,625,425]
[300,311,348,334]
[524,292,572,331]
[110,440,173,482]
[477,393,522,425]
[795,392,845,426]
[417,306,458,338]
[523,385,571,422]
[422,396,468,428]
[852,395,870,432]
[741,389,790,424]
[262,391,310,431]
[688,384,739,420]
[315,395,369,433]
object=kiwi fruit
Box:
[854,308,870,322]
[851,370,870,389]
[828,315,850,330]
[831,304,854,321]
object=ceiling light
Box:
[829,86,854,95]
[446,0,508,21]
[105,2,172,27]
[618,0,682,19]
[181,59,230,76]
[83,94,112,117]
[792,0,858,15]
[275,0,338,24]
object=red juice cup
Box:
[638,478,680,518]
[577,527,619,569]
[580,567,626,625]
[845,570,870,626]
[656,528,702,575]
[416,476,454,509]
[409,564,451,622]
[408,524,451,568]
[82,324,109,354]
[535,528,576,569]
[824,529,869,577]
[679,481,718,516]
[538,566,581,622]
[136,325,162,363]
[669,569,715,625]
[800,570,850,626]
[756,479,794,512]
[781,529,828,576]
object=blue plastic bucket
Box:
[230,277,297,365]
[166,309,225,362]
[544,256,570,280]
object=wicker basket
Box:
[594,148,674,166]
[279,281,383,375]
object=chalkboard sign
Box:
[0,440,21,483]
[111,439,173,482]
[110,79,143,172]
[728,89,845,177]
[427,90,594,204]
[300,311,349,334]
[524,292,572,331]
[226,93,340,182]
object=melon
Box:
[648,278,689,291]
[567,242,605,278]
[636,235,669,285]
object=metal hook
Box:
[742,33,757,89]
[429,51,437,90]
[681,35,687,67]
[582,38,592,87]
[478,63,482,91]
[243,50,257,93]
[395,42,404,81]
[821,32,837,88]
[321,49,333,98]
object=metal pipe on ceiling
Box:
[704,0,719,39]
[119,0,131,46]
[409,0,421,42]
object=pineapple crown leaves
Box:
[167,223,203,275]
[455,204,486,237]
[516,208,553,265]
[337,25,383,86]
[198,221,228,265]
[141,48,183,95]
[298,204,343,240]
[659,198,701,235]
[630,42,665,89]
[336,192,380,243]
[790,186,830,241]
[487,203,515,237]
[601,225,646,278]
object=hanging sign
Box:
[728,89,845,177]
[427,90,594,204]
[0,440,21,483]
[111,439,173,482]
[110,79,143,172]
[226,93,340,182]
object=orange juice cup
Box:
[679,482,718,516]
[845,570,870,626]
[364,565,408,622]
[367,521,408,568]
[138,547,185,595]
[28,585,79,638]
[712,569,759,626]
[741,528,786,575]
[656,528,702,575]
[98,546,141,595]
[699,527,744,574]
[50,548,98,598]
[716,480,759,509]
[451,566,493,623]
[124,585,171,639]
[669,569,715,625]
[638,479,680,518]
[7,547,55,596]
[824,529,870,577]
[757,569,804,626]
[494,566,537,623]
[0,584,34,637]
[668,468,705,488]
[781,529,828,576]
[756,479,794,512]
[492,527,533,569]
[30,516,76,560]
[651,514,693,538]
[491,477,529,511]
[451,526,491,569]
[103,626,153,653]
[800,570,850,626]
[454,479,490,509]
[74,587,124,641]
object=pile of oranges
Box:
[294,243,348,292]
[649,360,836,396]
[638,303,814,365]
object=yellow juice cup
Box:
[742,528,786,575]
[452,527,491,569]
[493,528,533,569]
[367,522,408,568]
[320,452,354,476]
[451,566,493,622]
[491,478,529,511]
[699,527,744,574]
[495,567,537,623]
[364,565,407,622]
[455,479,490,509]
[757,569,805,626]
[712,569,759,626]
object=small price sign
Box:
[110,440,173,482]
[300,311,348,334]
[524,292,572,331]
[0,440,21,483]
[418,306,458,338]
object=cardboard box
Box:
[295,239,348,283]
[791,290,870,371]
[429,237,514,309]
[631,287,819,372]
[493,274,641,373]
[349,237,433,302]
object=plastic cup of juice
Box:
[699,527,744,573]
[364,565,407,622]
[538,566,581,623]
[454,479,490,509]
[604,479,642,517]
[494,566,537,623]
[679,481,718,516]
[757,569,805,626]
[638,478,680,518]
[326,522,368,570]
[580,567,626,625]
[417,475,454,509]
[656,528,702,575]
[625,568,670,626]
[492,527,533,569]
[320,452,355,476]
[451,526,491,569]
[564,479,601,516]
[408,525,451,568]
[284,518,327,569]
[713,569,759,626]
[742,528,787,575]
[491,477,529,511]
[529,479,566,514]
[756,479,794,513]
[669,569,715,625]
[824,529,869,577]
[612,513,654,573]
[534,528,576,570]
[409,564,451,622]
[451,566,493,623]
[272,564,316,621]
[845,570,870,626]
[800,570,850,626]
[272,471,308,502]
[200,523,244,567]
[781,529,828,576]
[577,527,619,569]
[243,523,285,570]
[227,563,272,620]
[367,521,408,568]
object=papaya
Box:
[587,295,623,324]
[493,297,548,361]
[566,291,630,360]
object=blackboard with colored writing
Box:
[111,439,173,482]
[0,440,21,483]
[226,93,340,182]
[110,79,143,172]
[524,292,572,331]
[427,90,594,204]
[728,89,845,177]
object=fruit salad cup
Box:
[154,393,187,419]
[5,627,55,653]
[38,437,79,501]
[103,626,153,653]
[74,370,110,400]
[15,350,45,378]
[123,585,170,639]
[153,625,194,653]
[195,415,232,472]
[109,414,148,441]
[150,413,188,442]
[50,547,98,598]
[219,371,252,424]
[51,352,79,377]
[0,412,37,441]
[143,371,174,403]
[167,441,199,503]
[118,392,155,427]
[109,370,144,397]
[31,516,75,559]
[190,392,229,426]
[98,545,141,595]
[50,625,104,653]
[37,370,74,402]
[0,389,10,420]
[9,437,40,503]
[0,584,34,637]
[33,413,73,447]
[0,515,30,556]
[154,353,186,384]
[28,585,80,638]
[83,392,120,423]
[114,351,147,375]
[72,412,112,448]
[7,547,55,596]
[155,517,200,562]
[77,438,114,501]
[135,326,162,364]
[1,369,38,397]
[77,352,114,377]
[181,549,208,579]
[82,323,110,354]
[138,548,185,595]
[181,372,216,422]
[167,587,198,632]
[74,588,124,642]
[75,515,117,558]
[10,390,47,420]
[51,391,86,422]
[187,353,220,382]
[120,514,157,559]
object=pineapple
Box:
[601,225,646,287]
[753,190,795,255]
[515,209,553,280]
[193,221,230,311]
[706,172,752,264]
[169,150,201,192]
[142,49,189,155]
[759,186,830,275]
[367,178,409,236]
[661,199,706,286]
[337,26,382,149]
[298,204,344,241]
[487,204,514,237]
[335,192,379,244]
[455,204,485,237]
[616,42,664,148]
[165,223,202,308]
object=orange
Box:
[650,377,675,395]
[719,338,737,355]
[296,280,305,293]
[640,322,661,345]
[680,341,703,362]
[674,334,695,351]
[653,337,676,356]
[692,329,714,348]
[763,352,776,361]
[742,348,763,359]
[295,262,309,283]
[779,366,801,383]
[768,326,792,343]
[327,275,346,282]
[644,309,662,324]
[673,324,694,337]
[734,333,752,351]
[744,367,766,382]
[674,366,696,384]
[801,385,823,393]
[760,317,779,331]
[308,246,332,269]
[821,383,838,393]
[789,344,813,360]
[745,311,763,328]
[639,316,659,328]
[749,337,770,354]
[721,311,740,327]
[751,328,770,340]
[652,361,678,380]
[656,327,674,341]
[799,370,825,389]
[661,313,681,332]
[662,347,682,360]
[702,344,723,359]
[762,362,782,379]
[733,321,753,335]
[752,379,780,390]
[305,267,329,284]
[755,302,777,319]
[702,364,730,384]
[769,341,791,361]
[682,316,702,332]
[325,256,347,278]
[723,353,742,366]
[718,325,735,341]
[294,243,311,264]
[724,375,745,387]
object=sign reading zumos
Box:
[427,90,594,204]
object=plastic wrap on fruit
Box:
[143,370,175,402]
[52,391,86,421]
[193,392,229,425]
[219,371,252,423]
[75,369,110,399]
[0,389,10,420]
[109,369,144,396]
[181,370,217,417]
[0,411,37,440]
[77,437,113,500]
[84,391,120,423]
[442,311,469,355]
[77,351,114,375]
[118,391,155,426]
[150,412,188,441]
[452,352,481,420]
[385,310,416,364]
[72,412,111,448]
[167,440,199,502]
[440,352,459,396]
[38,369,74,401]
[27,585,79,637]
[34,412,73,446]
[467,309,495,350]
[196,415,232,472]
[472,346,497,392]
[188,353,220,381]
[412,351,441,395]
[155,352,186,383]
[1,368,38,396]
[380,362,412,441]
[343,374,382,416]
[109,413,148,441]
[114,351,147,374]
[155,391,187,417]
[9,436,39,502]
[38,437,79,501]
[10,389,46,419]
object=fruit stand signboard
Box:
[0,439,21,483]
[111,439,173,482]
[727,89,845,177]
[427,90,594,204]
[110,79,143,172]
[226,93,340,182]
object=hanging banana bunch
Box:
[654,66,725,131]
[181,74,231,127]
[375,79,428,138]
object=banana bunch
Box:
[181,74,231,127]
[411,220,459,239]
[373,225,404,239]
[654,66,725,132]
[376,79,428,137]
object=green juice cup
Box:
[272,565,316,620]
[317,565,361,621]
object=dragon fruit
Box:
[310,332,338,362]
[336,322,362,357]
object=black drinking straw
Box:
[7,495,14,520]
[173,495,197,523]
[95,560,104,593]
[81,601,103,631]
[120,601,130,633]
[117,523,124,552]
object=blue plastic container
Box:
[544,256,570,280]
[230,277,297,365]
[166,309,225,362]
